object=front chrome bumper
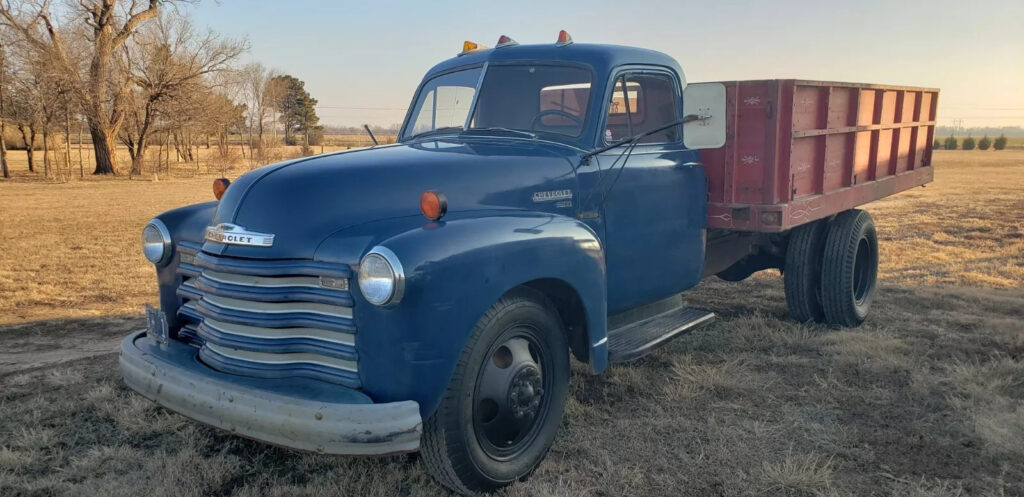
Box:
[119,331,421,455]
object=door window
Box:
[604,72,680,144]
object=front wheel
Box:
[421,288,570,494]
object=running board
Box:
[607,307,715,363]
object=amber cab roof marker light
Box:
[420,191,448,221]
[458,41,488,56]
[213,178,231,200]
[556,30,573,46]
[495,35,519,48]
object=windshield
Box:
[402,64,593,140]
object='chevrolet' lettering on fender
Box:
[204,223,275,247]
[532,189,573,202]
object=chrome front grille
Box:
[174,241,359,388]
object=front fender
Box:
[342,212,607,417]
[153,202,218,331]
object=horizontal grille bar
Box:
[202,294,352,319]
[195,251,352,279]
[196,319,357,361]
[204,270,323,289]
[203,318,354,346]
[194,272,352,307]
[204,342,357,372]
[199,343,361,388]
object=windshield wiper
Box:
[462,127,537,139]
[581,117,688,160]
[406,126,464,141]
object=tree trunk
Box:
[20,125,35,172]
[89,122,118,175]
[42,128,50,177]
[64,109,72,174]
[78,120,84,178]
[0,119,8,179]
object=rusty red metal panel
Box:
[700,79,937,232]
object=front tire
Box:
[821,209,878,327]
[421,288,570,494]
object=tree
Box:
[120,13,245,175]
[932,138,941,150]
[977,135,991,151]
[993,134,1007,151]
[271,74,319,147]
[943,135,957,150]
[962,136,975,151]
[0,0,188,175]
[238,62,279,158]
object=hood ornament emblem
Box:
[204,223,275,247]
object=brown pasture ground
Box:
[1,150,1022,496]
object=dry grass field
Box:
[1,150,1022,496]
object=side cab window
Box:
[604,71,680,144]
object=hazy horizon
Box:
[191,0,1024,129]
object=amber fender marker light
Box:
[213,178,231,200]
[420,191,448,221]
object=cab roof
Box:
[423,43,685,83]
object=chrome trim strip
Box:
[203,294,353,319]
[203,318,355,347]
[205,342,358,373]
[463,61,489,129]
[202,270,327,290]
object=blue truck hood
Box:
[203,137,581,260]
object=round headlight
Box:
[358,247,405,306]
[142,219,172,265]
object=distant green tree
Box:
[962,136,976,150]
[932,138,942,149]
[943,135,958,150]
[270,75,320,147]
[993,134,1007,150]
[977,135,991,150]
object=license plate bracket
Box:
[145,304,169,344]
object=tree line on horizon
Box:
[0,0,325,179]
[933,134,1008,151]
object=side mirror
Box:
[682,83,726,150]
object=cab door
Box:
[595,69,707,313]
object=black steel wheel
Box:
[421,288,570,494]
[821,209,878,327]
[784,218,829,322]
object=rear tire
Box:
[784,219,829,323]
[821,209,878,327]
[421,288,570,494]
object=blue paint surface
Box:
[146,43,707,419]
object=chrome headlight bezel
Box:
[358,246,405,306]
[142,219,172,266]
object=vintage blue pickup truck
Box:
[121,32,936,493]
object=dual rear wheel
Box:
[784,209,878,327]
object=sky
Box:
[190,0,1024,129]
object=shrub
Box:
[933,139,942,149]
[962,136,976,150]
[943,136,958,150]
[993,134,1007,150]
[978,135,991,150]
